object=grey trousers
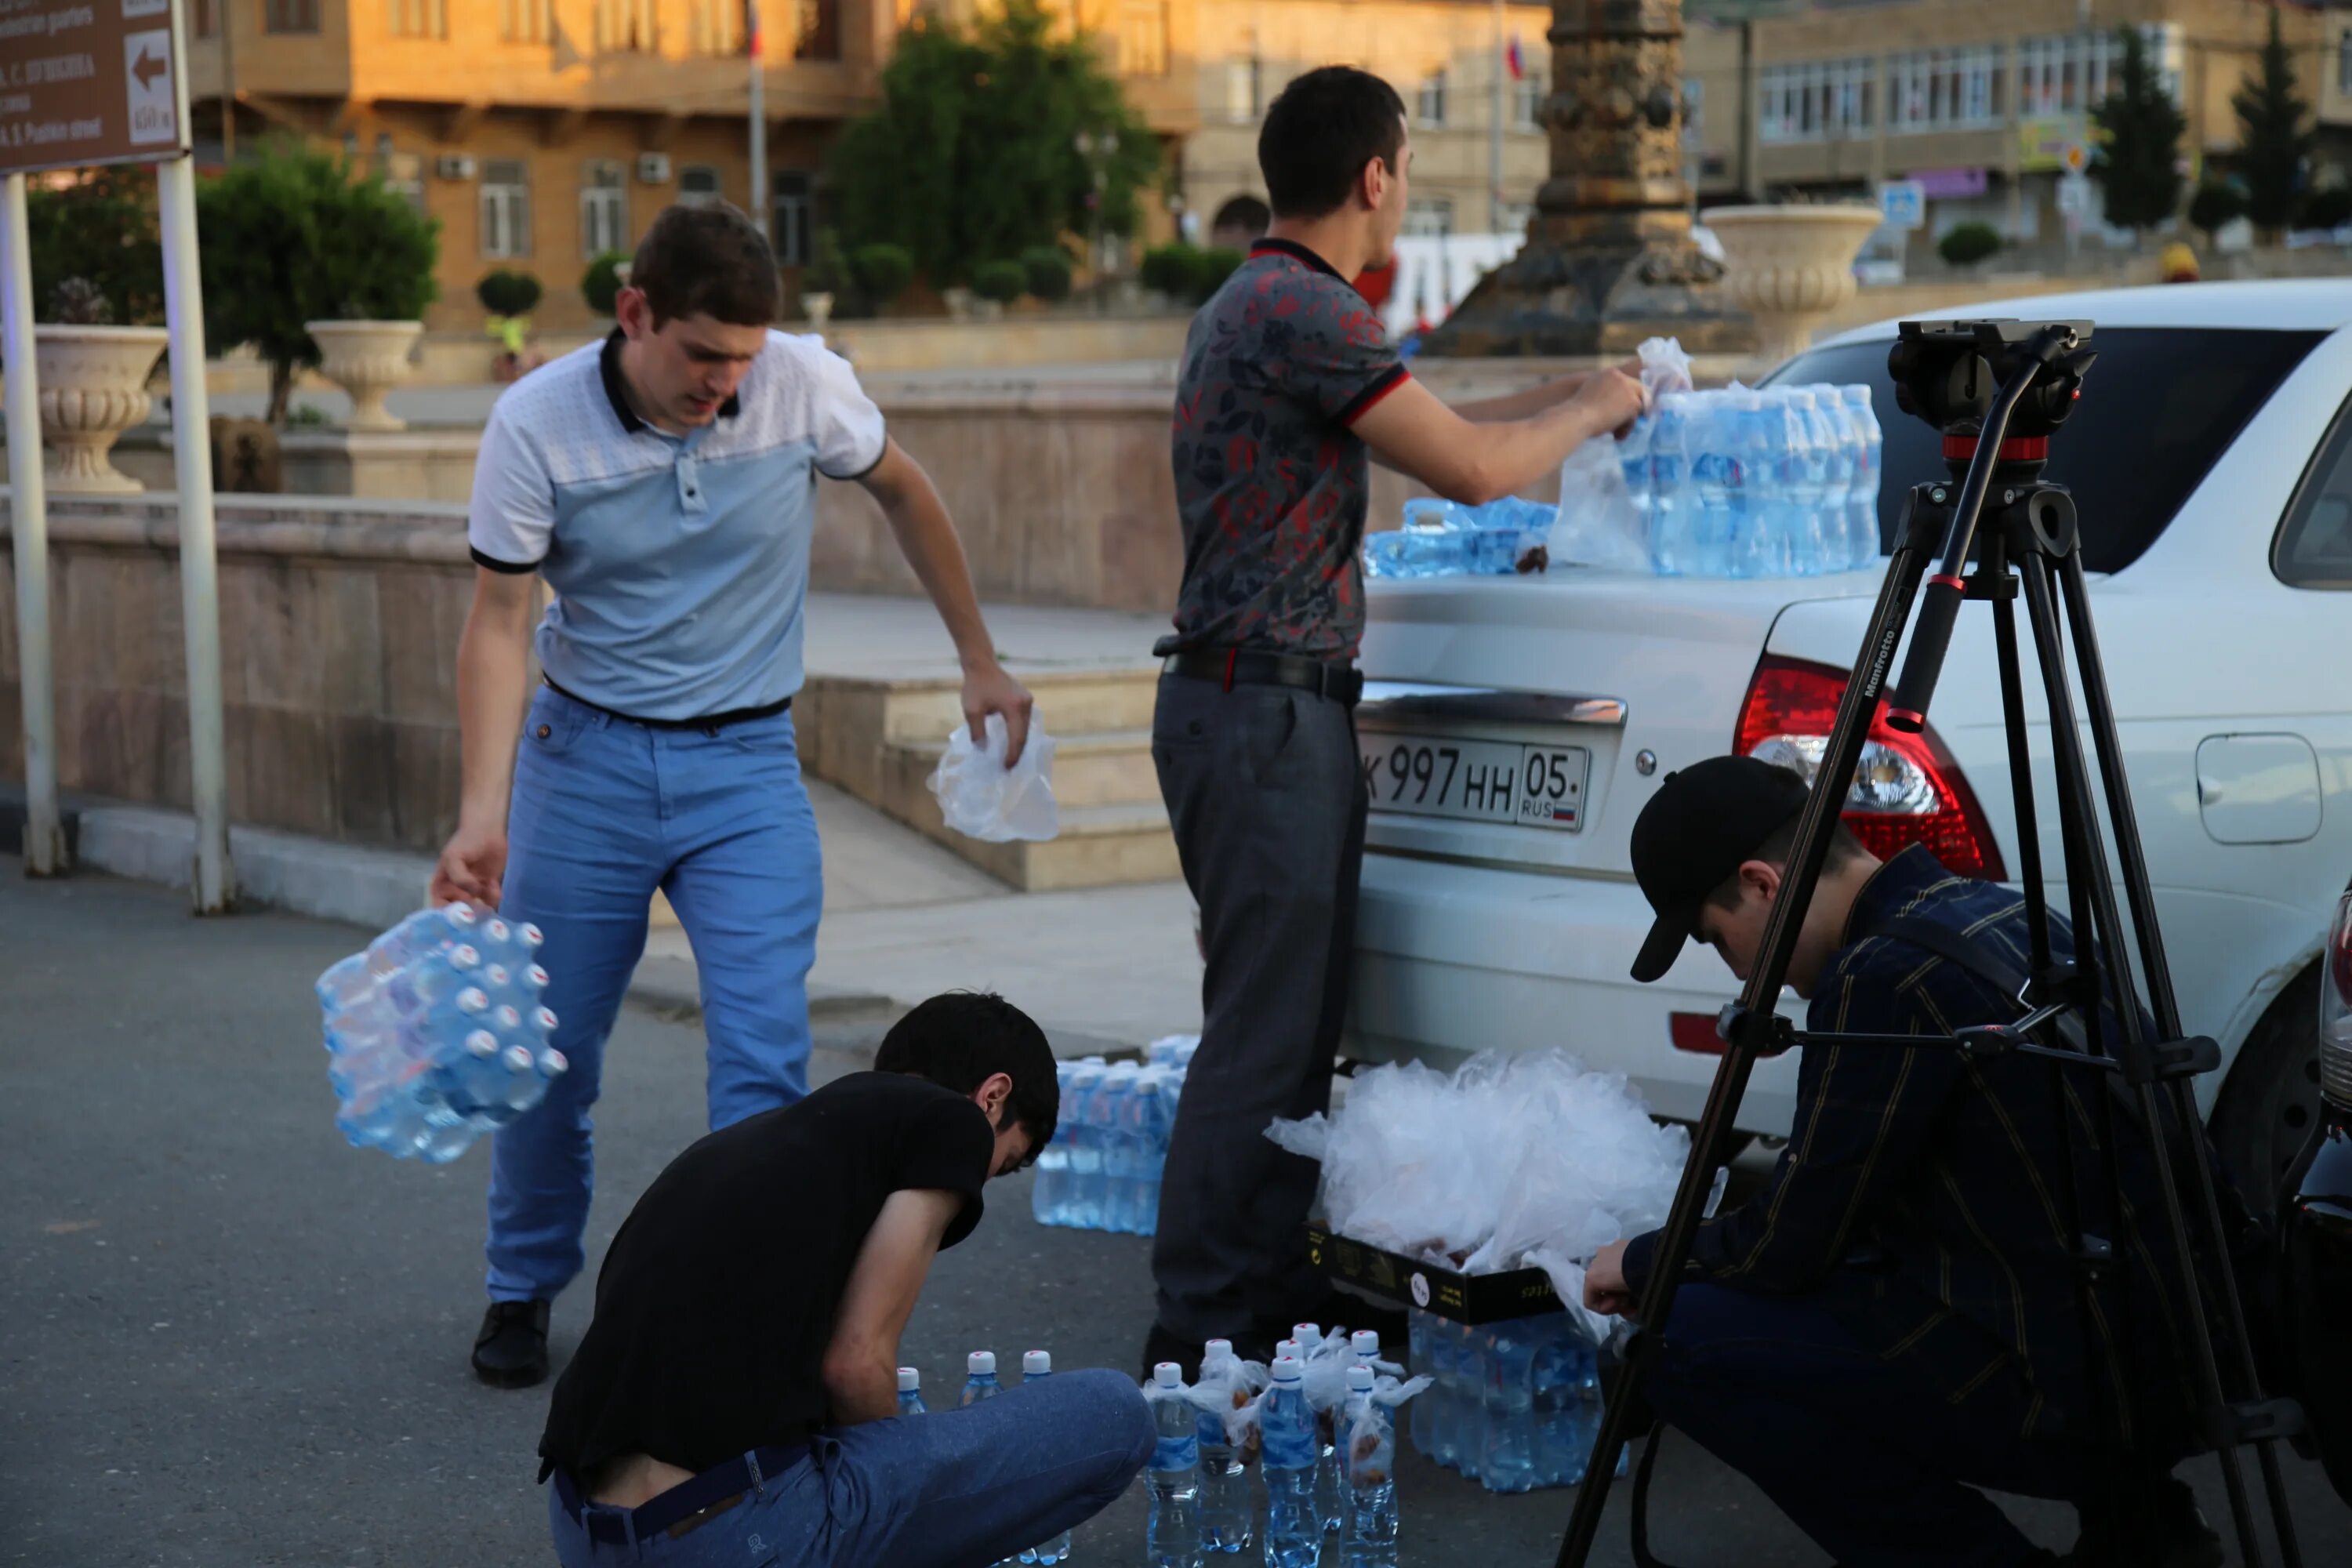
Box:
[1149,673,1369,1344]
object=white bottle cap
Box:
[1270,1356,1303,1382]
[495,1005,523,1030]
[1292,1323,1323,1347]
[485,916,510,942]
[525,964,550,989]
[465,1029,499,1058]
[898,1367,920,1392]
[1276,1338,1302,1361]
[456,987,490,1014]
[1351,1330,1381,1359]
[519,922,544,948]
[967,1351,996,1376]
[1023,1350,1052,1376]
[1152,1362,1183,1388]
[485,964,511,988]
[538,1048,568,1076]
[502,1045,535,1072]
[534,1007,558,1033]
[1347,1364,1375,1392]
[443,904,478,927]
[1203,1338,1232,1360]
[448,944,481,970]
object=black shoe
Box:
[472,1298,551,1388]
[1139,1320,1279,1384]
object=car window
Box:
[1767,328,2323,574]
[2274,394,2352,589]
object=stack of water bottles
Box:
[1032,1039,1194,1236]
[1639,382,1884,579]
[1403,1308,1624,1493]
[315,903,568,1163]
[1361,497,1555,580]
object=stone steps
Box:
[790,665,1175,892]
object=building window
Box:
[1222,57,1260,124]
[1514,71,1542,131]
[595,0,655,51]
[691,0,742,56]
[1417,69,1448,129]
[1403,198,1453,237]
[265,0,318,33]
[1117,0,1168,79]
[795,0,839,61]
[2018,31,2176,117]
[772,171,813,267]
[1885,46,1999,135]
[1759,58,1875,145]
[679,165,724,207]
[390,0,447,38]
[502,0,549,42]
[581,161,628,258]
[378,136,426,216]
[481,158,532,260]
[194,0,214,37]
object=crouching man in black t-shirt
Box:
[538,992,1154,1567]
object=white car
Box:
[1349,280,2352,1199]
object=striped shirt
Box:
[1622,844,2198,1446]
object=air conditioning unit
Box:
[636,153,672,185]
[434,153,477,181]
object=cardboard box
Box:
[1306,1224,1562,1326]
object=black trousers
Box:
[1148,673,1369,1344]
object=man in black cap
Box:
[1584,756,2214,1568]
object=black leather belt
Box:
[545,677,791,732]
[1161,649,1363,706]
[557,1443,811,1544]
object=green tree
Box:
[196,142,440,423]
[2187,180,2249,246]
[2232,8,2312,236]
[848,243,915,306]
[2303,185,2352,231]
[1019,244,1073,302]
[2089,26,2187,235]
[972,259,1027,305]
[1936,221,2002,270]
[581,251,628,316]
[25,168,165,325]
[828,0,1158,291]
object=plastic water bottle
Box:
[1098,1064,1142,1232]
[1117,1069,1169,1235]
[1350,1329,1381,1368]
[1530,1331,1584,1486]
[1646,394,1693,575]
[1144,1363,1202,1568]
[1341,1364,1399,1568]
[1686,394,1744,579]
[897,1366,927,1418]
[1841,384,1884,570]
[1454,1322,1489,1479]
[1291,1324,1345,1535]
[1713,389,1775,579]
[1798,383,1859,574]
[1619,411,1656,554]
[961,1350,1003,1408]
[1406,1309,1438,1459]
[1479,1318,1541,1494]
[1261,1356,1320,1568]
[1196,1341,1250,1555]
[1062,1065,1106,1229]
[1031,1061,1076,1226]
[1762,388,1824,576]
[1788,387,1837,575]
[1021,1353,1074,1565]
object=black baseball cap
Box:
[1628,755,1812,983]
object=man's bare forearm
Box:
[866,447,998,671]
[1448,372,1594,423]
[455,596,533,829]
[823,1356,901,1428]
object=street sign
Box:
[1878,179,1926,232]
[2060,143,2090,176]
[0,0,189,176]
[2056,172,2094,217]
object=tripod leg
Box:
[1553,532,1936,1568]
[2054,553,2306,1568]
[2016,554,2272,1568]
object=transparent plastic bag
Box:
[1547,336,1695,572]
[928,712,1058,843]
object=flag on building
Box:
[1506,37,1525,80]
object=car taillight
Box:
[2322,891,2352,1111]
[1732,655,2006,880]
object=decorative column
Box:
[1420,0,1752,359]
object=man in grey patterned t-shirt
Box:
[1145,66,1646,1374]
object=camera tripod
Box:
[1555,321,2308,1568]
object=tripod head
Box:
[1888,319,2098,482]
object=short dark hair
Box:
[630,202,780,327]
[873,991,1058,1161]
[1705,818,1869,912]
[1258,66,1407,220]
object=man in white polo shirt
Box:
[431,203,1033,1388]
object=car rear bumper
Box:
[1346,849,1805,1134]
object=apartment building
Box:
[1681,0,2324,257]
[181,0,1197,331]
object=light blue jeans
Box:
[487,684,823,1301]
[547,1370,1155,1568]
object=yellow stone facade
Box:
[180,0,1199,331]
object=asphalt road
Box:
[4,866,2346,1566]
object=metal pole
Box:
[158,32,234,913]
[747,0,766,236]
[2,173,65,876]
[1490,0,1505,229]
[219,0,237,163]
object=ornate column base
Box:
[1419,214,1754,360]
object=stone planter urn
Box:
[1704,205,1885,372]
[303,318,424,432]
[803,292,835,328]
[33,324,169,494]
[942,285,975,322]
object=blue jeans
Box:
[1641,1283,2101,1568]
[547,1370,1155,1568]
[487,684,823,1301]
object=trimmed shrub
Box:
[1936,221,2002,269]
[1019,245,1073,301]
[973,259,1028,304]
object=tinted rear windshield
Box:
[1768,327,2322,573]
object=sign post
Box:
[1,170,60,873]
[0,0,233,909]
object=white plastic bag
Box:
[1546,336,1694,572]
[928,712,1058,843]
[1635,334,1694,401]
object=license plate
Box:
[1357,734,1588,830]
